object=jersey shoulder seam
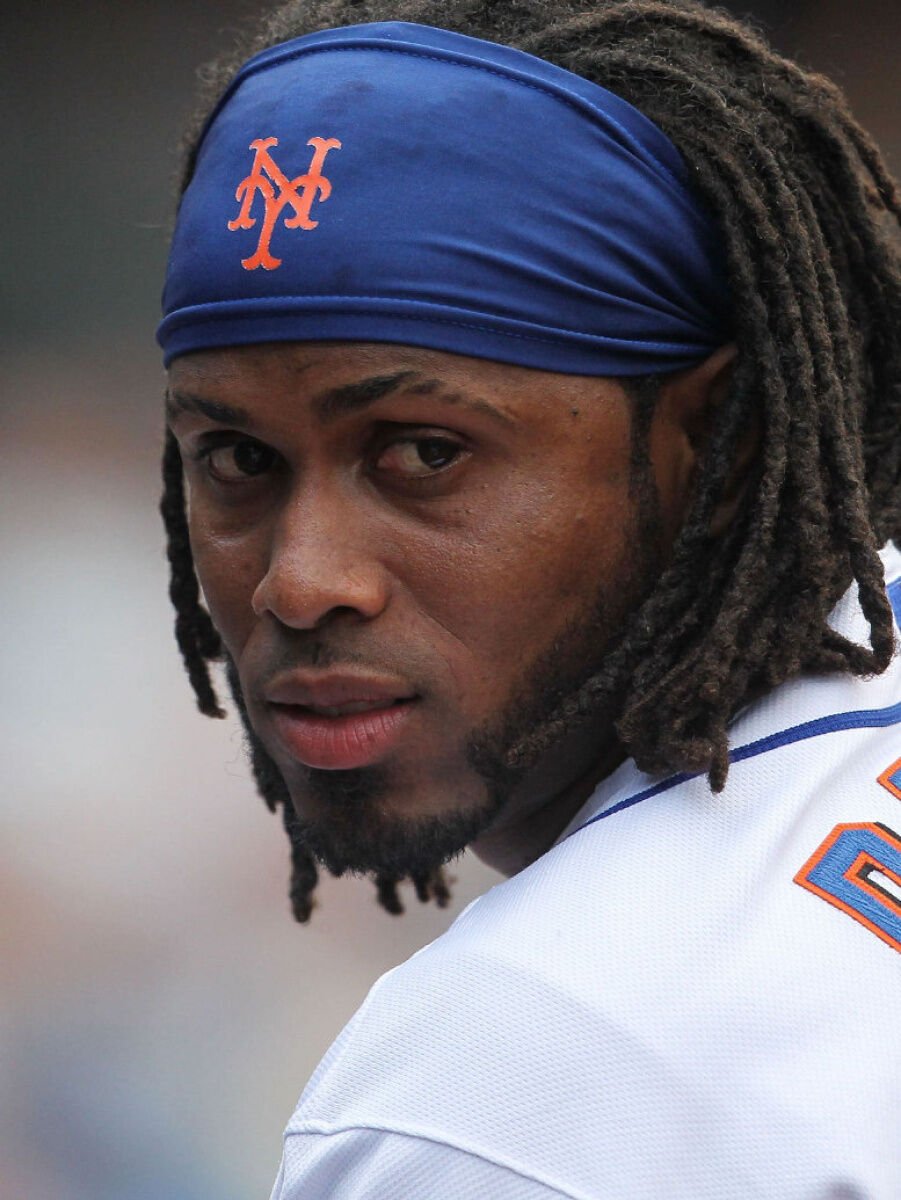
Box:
[285,1121,594,1200]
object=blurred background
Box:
[3,2,899,1197]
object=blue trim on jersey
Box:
[567,574,901,839]
[570,699,901,837]
[887,576,901,627]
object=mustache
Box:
[225,637,433,701]
[260,640,374,672]
[240,633,401,679]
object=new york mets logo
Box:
[228,135,342,271]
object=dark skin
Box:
[166,340,738,879]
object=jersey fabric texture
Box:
[270,543,901,1200]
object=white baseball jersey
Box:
[269,543,901,1199]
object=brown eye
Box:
[203,439,276,481]
[376,437,464,478]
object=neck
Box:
[470,734,625,877]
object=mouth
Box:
[267,697,418,770]
[299,698,400,717]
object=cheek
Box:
[189,517,266,655]
[397,471,637,703]
[501,490,636,622]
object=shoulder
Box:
[277,862,614,1197]
[280,548,901,1196]
[285,735,901,1195]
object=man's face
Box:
[166,342,691,878]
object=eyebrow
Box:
[313,372,515,428]
[165,390,254,428]
[165,372,514,430]
[313,371,419,420]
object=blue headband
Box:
[158,21,731,374]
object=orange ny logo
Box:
[228,135,342,270]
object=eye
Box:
[374,436,466,479]
[195,436,277,483]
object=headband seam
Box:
[160,302,695,354]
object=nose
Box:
[251,484,391,630]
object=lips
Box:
[263,671,418,770]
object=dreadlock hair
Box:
[161,0,901,923]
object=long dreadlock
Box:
[160,0,901,922]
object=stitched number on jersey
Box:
[877,756,901,801]
[795,823,901,952]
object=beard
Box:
[223,476,664,885]
[225,654,509,881]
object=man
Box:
[158,1,901,1195]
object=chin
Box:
[286,762,507,879]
